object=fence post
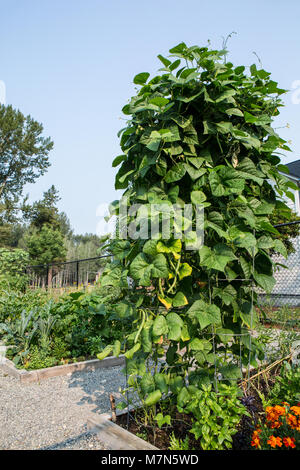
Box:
[46,265,49,290]
[76,261,79,288]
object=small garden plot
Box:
[108,350,300,450]
[0,285,131,371]
[87,343,300,451]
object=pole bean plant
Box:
[98,42,296,448]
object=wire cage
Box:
[120,241,258,430]
[121,223,300,424]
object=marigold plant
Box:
[251,403,300,450]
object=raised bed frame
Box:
[0,355,125,384]
[87,409,158,450]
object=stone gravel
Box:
[0,365,126,450]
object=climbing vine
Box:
[98,42,297,444]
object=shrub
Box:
[0,248,29,291]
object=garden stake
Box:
[110,394,117,423]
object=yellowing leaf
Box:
[158,295,172,310]
[178,263,192,280]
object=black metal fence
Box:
[25,255,111,289]
[25,220,300,299]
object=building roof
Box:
[286,160,300,180]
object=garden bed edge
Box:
[87,410,159,450]
[0,355,125,384]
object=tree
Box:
[0,248,29,290]
[56,211,73,239]
[25,225,66,266]
[98,42,297,445]
[23,185,61,231]
[21,186,68,266]
[0,104,53,203]
[0,196,24,247]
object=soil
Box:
[262,321,300,332]
[117,407,203,450]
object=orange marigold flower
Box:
[251,429,262,448]
[266,405,285,422]
[290,406,300,416]
[267,436,282,448]
[274,405,286,416]
[287,413,298,429]
[270,420,282,429]
[283,437,296,449]
[251,436,261,448]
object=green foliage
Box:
[168,432,191,450]
[259,302,300,329]
[25,225,67,266]
[51,336,71,361]
[267,362,300,406]
[98,41,297,445]
[270,204,300,255]
[65,233,109,275]
[155,412,171,428]
[0,288,51,322]
[0,248,29,290]
[255,323,300,363]
[0,104,53,203]
[0,284,131,369]
[0,308,38,365]
[177,383,249,450]
[24,345,57,370]
[23,185,63,232]
[52,286,131,357]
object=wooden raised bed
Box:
[0,355,125,384]
[87,410,158,450]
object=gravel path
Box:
[0,365,126,450]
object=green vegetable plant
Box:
[0,287,51,323]
[98,43,295,448]
[0,283,131,369]
[168,432,192,450]
[98,41,297,447]
[177,383,249,449]
[0,308,37,365]
[266,362,300,406]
